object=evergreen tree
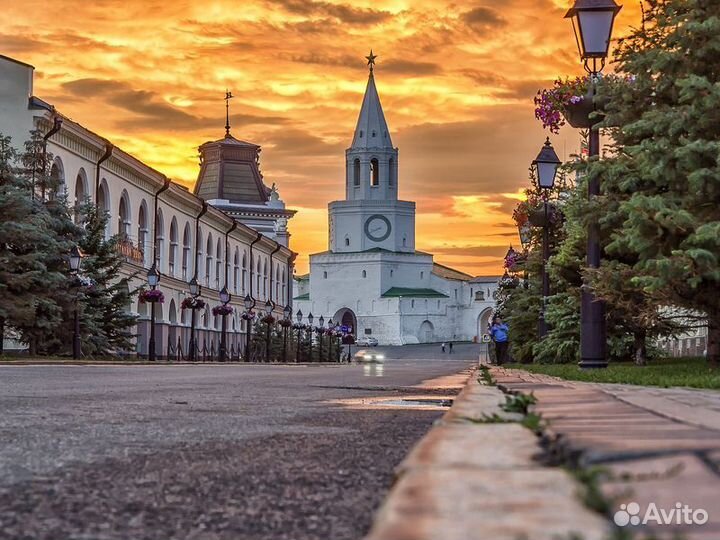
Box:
[0,132,74,354]
[586,0,720,366]
[73,202,138,356]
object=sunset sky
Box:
[2,0,641,275]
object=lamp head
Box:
[219,286,231,305]
[147,263,160,288]
[565,0,622,61]
[533,137,561,190]
[244,294,253,310]
[264,299,273,315]
[69,245,83,272]
[296,309,303,323]
[189,277,201,297]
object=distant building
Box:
[0,54,296,357]
[293,57,499,344]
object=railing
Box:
[116,237,144,264]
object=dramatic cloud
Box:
[1,0,642,275]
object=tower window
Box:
[362,270,367,278]
[421,271,424,279]
[370,159,379,186]
[345,237,350,247]
[359,130,363,138]
[353,159,360,187]
[323,271,328,279]
[390,269,393,277]
[372,130,376,137]
[389,157,395,187]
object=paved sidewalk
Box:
[494,367,720,540]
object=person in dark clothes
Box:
[490,317,510,365]
[448,342,453,354]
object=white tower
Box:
[329,51,416,254]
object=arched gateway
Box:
[333,308,357,335]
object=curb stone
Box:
[364,367,612,540]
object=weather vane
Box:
[224,90,233,137]
[365,50,377,73]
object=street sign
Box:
[341,325,351,333]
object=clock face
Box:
[364,214,392,242]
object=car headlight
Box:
[376,355,385,360]
[363,354,372,360]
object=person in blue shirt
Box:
[490,317,510,365]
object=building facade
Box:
[0,54,296,358]
[293,60,499,345]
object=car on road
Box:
[355,336,379,347]
[354,349,385,363]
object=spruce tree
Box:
[587,0,720,366]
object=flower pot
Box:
[528,203,562,227]
[562,88,605,128]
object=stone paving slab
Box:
[494,367,720,540]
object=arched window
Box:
[362,270,367,278]
[275,266,280,301]
[353,159,360,187]
[196,229,204,281]
[97,179,110,239]
[118,191,130,239]
[402,236,407,248]
[154,209,164,269]
[420,271,424,279]
[323,271,328,279]
[370,158,379,186]
[389,157,395,187]
[182,223,191,279]
[242,252,248,293]
[169,218,178,276]
[215,238,222,288]
[233,248,240,294]
[205,234,213,286]
[263,259,268,298]
[345,237,350,247]
[73,169,88,223]
[49,157,65,200]
[390,269,394,277]
[281,268,286,304]
[138,201,148,263]
[256,258,261,297]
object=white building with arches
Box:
[0,54,296,358]
[293,60,499,345]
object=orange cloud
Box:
[2,0,642,274]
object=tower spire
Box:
[224,90,233,137]
[365,49,377,75]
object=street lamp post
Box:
[327,320,334,362]
[264,299,273,362]
[188,277,201,362]
[244,294,254,362]
[566,0,621,368]
[318,316,325,362]
[147,263,160,362]
[283,305,291,363]
[295,309,303,362]
[69,246,83,359]
[307,312,314,362]
[532,138,561,338]
[219,286,231,362]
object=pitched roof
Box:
[432,262,474,281]
[350,72,393,150]
[382,287,449,298]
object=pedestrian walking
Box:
[441,342,446,353]
[490,317,510,365]
[449,342,453,354]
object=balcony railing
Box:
[116,237,144,265]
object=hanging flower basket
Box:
[72,275,95,289]
[499,274,519,289]
[535,75,600,133]
[278,319,292,328]
[292,323,307,331]
[261,314,275,324]
[139,289,164,304]
[181,297,205,310]
[241,311,256,321]
[503,247,525,272]
[342,334,356,345]
[212,304,233,317]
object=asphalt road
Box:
[0,345,477,540]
